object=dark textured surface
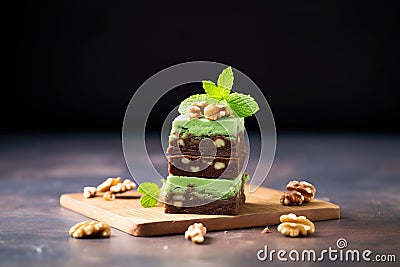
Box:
[0,133,399,266]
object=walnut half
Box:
[280,191,304,206]
[277,213,315,237]
[110,179,136,194]
[204,104,233,120]
[103,191,116,201]
[82,186,97,198]
[188,102,208,119]
[185,223,207,244]
[188,102,233,120]
[97,177,122,193]
[286,180,316,202]
[69,220,111,238]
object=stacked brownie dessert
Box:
[162,66,259,215]
[163,103,249,215]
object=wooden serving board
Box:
[60,185,340,236]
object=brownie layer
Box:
[164,186,246,215]
[167,155,245,178]
[167,132,246,157]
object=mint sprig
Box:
[178,66,260,118]
[227,93,260,117]
[217,66,234,90]
[202,81,230,100]
[137,182,160,208]
[201,66,233,100]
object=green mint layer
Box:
[163,173,244,200]
[171,115,244,138]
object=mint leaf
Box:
[140,195,158,208]
[217,66,234,90]
[138,182,160,208]
[227,93,260,117]
[178,94,220,114]
[202,80,217,95]
[202,81,230,100]
[216,86,231,99]
[137,182,160,196]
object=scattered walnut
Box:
[277,213,315,237]
[110,179,136,194]
[280,191,304,206]
[69,220,111,238]
[185,223,207,244]
[261,227,271,234]
[188,102,208,118]
[286,181,316,202]
[97,177,122,192]
[82,186,97,198]
[103,191,116,201]
[203,104,233,120]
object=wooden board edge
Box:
[134,206,341,237]
[59,193,341,237]
[59,194,141,236]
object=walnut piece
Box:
[261,227,271,234]
[286,181,316,202]
[110,179,136,194]
[178,139,185,146]
[82,186,97,198]
[214,138,225,148]
[181,157,190,164]
[277,213,315,237]
[280,191,304,206]
[203,104,233,120]
[69,220,111,238]
[103,191,116,201]
[97,177,122,192]
[188,102,208,118]
[185,223,207,244]
[190,166,200,172]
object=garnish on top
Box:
[178,66,260,119]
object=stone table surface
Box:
[0,132,399,267]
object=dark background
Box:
[4,1,399,133]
